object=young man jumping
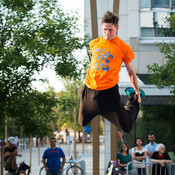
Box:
[78,11,145,133]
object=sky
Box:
[32,0,84,92]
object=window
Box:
[152,0,169,8]
[141,11,175,37]
[140,0,175,9]
[140,0,150,8]
[140,0,175,37]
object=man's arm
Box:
[43,158,49,172]
[4,148,18,158]
[145,145,152,158]
[147,151,153,158]
[59,157,66,171]
[125,62,141,104]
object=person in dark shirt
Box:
[4,136,21,173]
[151,143,172,175]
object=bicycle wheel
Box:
[39,166,46,175]
[66,165,83,175]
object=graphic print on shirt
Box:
[92,48,113,71]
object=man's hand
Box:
[137,95,141,104]
[5,152,11,156]
[125,62,141,104]
[45,166,49,172]
[59,166,64,172]
[146,151,153,158]
[4,151,13,157]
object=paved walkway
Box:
[12,143,105,175]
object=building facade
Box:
[84,0,175,75]
[84,1,175,173]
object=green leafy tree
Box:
[57,79,83,129]
[0,0,85,124]
[147,14,175,104]
[141,106,175,151]
[7,91,58,138]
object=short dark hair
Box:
[148,133,155,136]
[50,137,56,141]
[135,137,144,146]
[102,11,119,27]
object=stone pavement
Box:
[12,143,105,175]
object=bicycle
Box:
[39,156,83,175]
[5,161,30,175]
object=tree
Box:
[141,106,175,151]
[0,91,58,138]
[0,0,86,122]
[147,13,175,104]
[56,79,83,129]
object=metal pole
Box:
[74,87,77,160]
[82,127,85,154]
[38,138,40,165]
[29,136,32,172]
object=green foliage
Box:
[147,13,175,104]
[57,79,83,131]
[141,106,175,151]
[123,106,175,151]
[6,91,58,138]
[0,0,87,137]
[147,42,175,94]
[157,12,175,37]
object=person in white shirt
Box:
[132,137,147,175]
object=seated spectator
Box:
[151,143,172,175]
[132,137,147,175]
[4,137,21,173]
[117,143,133,174]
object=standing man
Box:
[78,10,145,133]
[145,133,158,175]
[42,137,66,175]
[4,136,21,173]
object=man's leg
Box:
[78,84,99,126]
[47,170,62,175]
[99,85,140,133]
[146,166,152,175]
[4,157,12,171]
[117,92,139,133]
[46,171,53,175]
[11,156,17,170]
[57,171,62,175]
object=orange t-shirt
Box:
[85,36,135,90]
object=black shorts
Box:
[78,84,139,133]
